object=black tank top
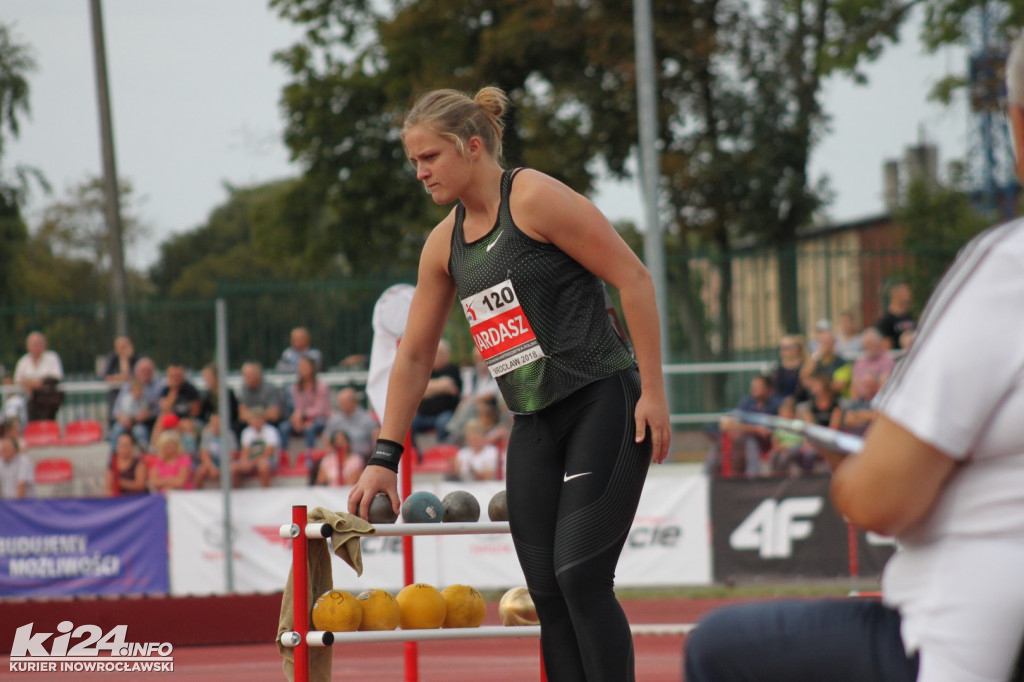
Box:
[448,168,635,414]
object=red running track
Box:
[1,597,753,681]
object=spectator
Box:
[275,327,323,373]
[238,362,286,432]
[801,371,841,430]
[445,347,502,441]
[771,335,808,403]
[109,379,152,450]
[156,364,201,451]
[411,339,462,444]
[449,419,500,481]
[834,309,863,360]
[113,358,162,441]
[713,374,781,477]
[100,335,137,415]
[106,432,148,496]
[234,407,278,487]
[197,362,240,436]
[13,332,64,422]
[767,398,809,475]
[0,435,32,499]
[2,399,26,443]
[874,281,916,350]
[800,328,850,396]
[193,413,237,489]
[147,430,192,493]
[852,327,895,390]
[835,373,881,437]
[314,430,365,486]
[323,387,380,459]
[280,356,331,452]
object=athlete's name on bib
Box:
[462,279,545,378]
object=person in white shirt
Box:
[13,332,64,422]
[450,420,499,481]
[685,35,1024,682]
[233,408,280,488]
[0,436,33,499]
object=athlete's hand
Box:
[347,465,400,520]
[635,391,671,464]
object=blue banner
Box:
[0,496,169,597]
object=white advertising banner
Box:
[168,474,710,596]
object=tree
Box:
[895,167,990,301]
[269,0,912,358]
[0,23,44,306]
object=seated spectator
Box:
[238,361,286,434]
[0,435,33,499]
[800,328,850,396]
[411,339,462,445]
[834,309,863,361]
[2,393,27,440]
[767,398,810,475]
[852,327,896,390]
[771,335,808,403]
[147,431,192,493]
[234,408,278,488]
[874,280,916,350]
[323,387,380,459]
[106,432,148,496]
[101,335,137,415]
[275,327,323,373]
[280,356,330,452]
[444,348,502,442]
[836,373,882,436]
[792,371,840,474]
[13,332,64,422]
[475,396,510,450]
[449,420,500,481]
[193,413,237,489]
[713,374,781,477]
[314,430,365,486]
[109,379,152,450]
[197,363,240,437]
[156,364,201,453]
[899,329,917,355]
[112,357,162,442]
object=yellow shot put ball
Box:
[440,584,486,628]
[311,589,362,632]
[396,583,447,630]
[356,589,401,631]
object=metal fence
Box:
[0,243,960,422]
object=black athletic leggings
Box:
[506,367,651,682]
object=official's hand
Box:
[348,465,400,520]
[634,390,671,464]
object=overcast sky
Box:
[5,0,968,269]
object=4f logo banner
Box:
[462,279,545,377]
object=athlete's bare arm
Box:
[348,215,458,519]
[509,170,671,463]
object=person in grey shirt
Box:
[323,387,379,457]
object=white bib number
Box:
[461,279,545,377]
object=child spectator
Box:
[315,430,365,486]
[234,408,279,487]
[110,379,151,449]
[147,431,192,493]
[767,398,808,476]
[106,432,148,496]
[771,335,808,403]
[0,435,33,499]
[449,420,500,481]
[193,414,238,489]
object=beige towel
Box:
[277,508,376,682]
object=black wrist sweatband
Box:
[367,438,404,473]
